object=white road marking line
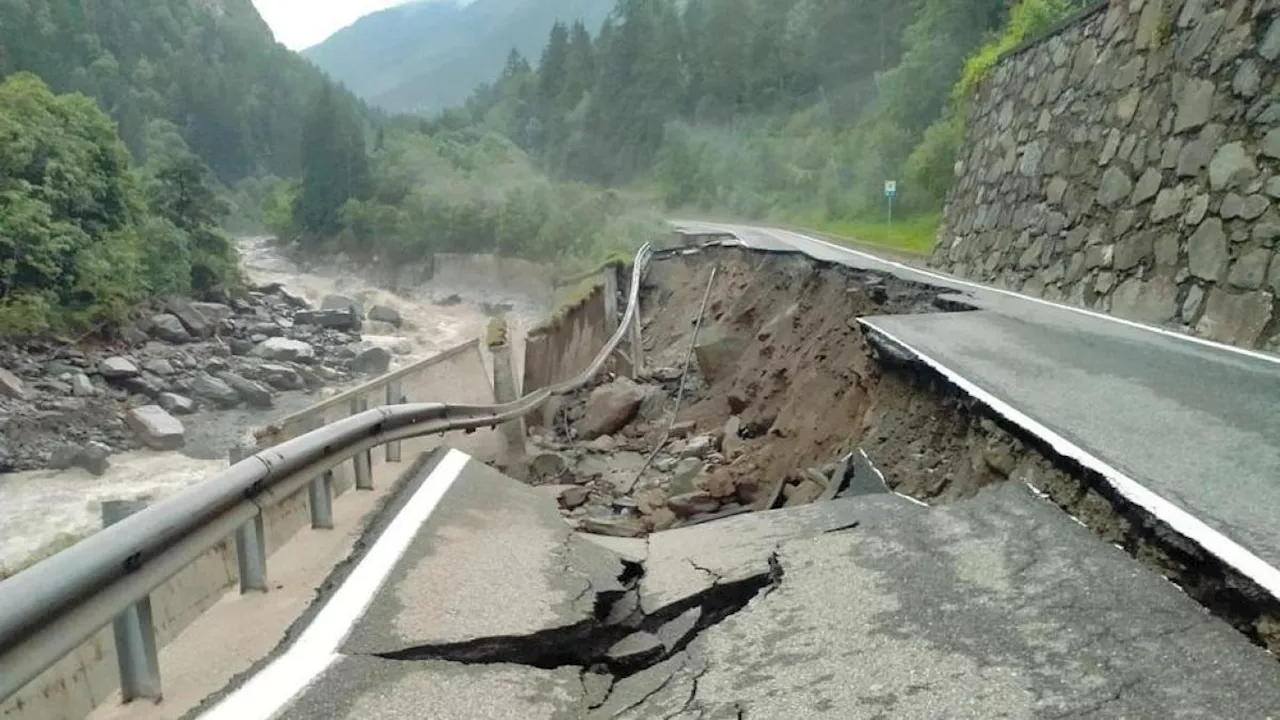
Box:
[861,320,1280,601]
[200,449,472,720]
[674,221,1280,367]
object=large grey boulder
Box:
[295,308,361,331]
[99,356,140,379]
[251,337,316,363]
[578,378,647,440]
[165,298,213,338]
[321,294,364,316]
[125,405,185,451]
[256,363,305,391]
[367,305,403,327]
[158,392,197,415]
[189,372,241,408]
[0,367,25,399]
[350,345,393,375]
[149,314,193,344]
[217,371,273,408]
[190,301,234,323]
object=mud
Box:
[545,244,1280,660]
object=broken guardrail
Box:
[0,243,653,704]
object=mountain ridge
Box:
[304,0,613,115]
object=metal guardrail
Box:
[0,243,653,704]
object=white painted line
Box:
[858,449,929,508]
[200,449,473,720]
[861,320,1280,601]
[676,220,1280,367]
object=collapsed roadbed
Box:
[241,245,1280,718]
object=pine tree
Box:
[293,83,370,241]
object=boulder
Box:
[0,367,26,399]
[190,302,233,323]
[558,486,590,510]
[578,378,647,439]
[669,458,703,495]
[667,491,721,518]
[47,441,111,476]
[125,405,185,451]
[99,356,140,379]
[783,479,825,507]
[350,345,393,375]
[165,299,213,338]
[189,372,241,408]
[257,363,305,391]
[149,313,193,344]
[367,304,403,327]
[217,371,273,408]
[76,441,111,476]
[70,373,95,397]
[321,294,364,316]
[158,392,197,415]
[142,358,176,376]
[251,337,316,363]
[295,308,362,331]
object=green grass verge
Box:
[796,213,942,256]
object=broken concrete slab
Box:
[278,656,588,720]
[655,607,701,652]
[343,459,628,656]
[620,483,1280,718]
[575,533,648,564]
[639,494,920,614]
[605,631,664,670]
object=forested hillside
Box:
[0,0,359,183]
[304,0,613,115]
[0,73,236,332]
[463,0,1089,222]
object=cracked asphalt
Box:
[278,456,1280,718]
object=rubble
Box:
[0,282,369,472]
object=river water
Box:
[0,237,547,574]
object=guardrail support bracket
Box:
[235,514,268,593]
[351,396,375,490]
[309,471,335,529]
[103,500,162,702]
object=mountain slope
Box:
[0,0,361,183]
[304,0,613,115]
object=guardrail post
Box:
[229,447,267,593]
[309,471,335,529]
[351,396,374,490]
[385,379,403,463]
[102,499,162,703]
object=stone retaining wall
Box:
[934,0,1280,350]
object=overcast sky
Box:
[251,0,419,50]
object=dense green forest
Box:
[0,72,236,332]
[269,81,665,280]
[0,0,362,183]
[459,0,1087,222]
[0,0,369,332]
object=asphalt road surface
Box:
[673,220,1280,600]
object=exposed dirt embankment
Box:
[529,244,1280,658]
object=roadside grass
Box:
[795,213,942,256]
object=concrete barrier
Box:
[521,263,626,428]
[1,340,496,720]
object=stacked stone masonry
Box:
[934,0,1280,350]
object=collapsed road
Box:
[189,237,1280,719]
